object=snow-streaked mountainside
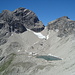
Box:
[0,8,75,75]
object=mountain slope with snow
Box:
[0,8,75,75]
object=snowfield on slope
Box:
[33,32,46,39]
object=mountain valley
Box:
[0,7,75,75]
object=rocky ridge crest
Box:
[0,7,45,45]
[0,7,44,33]
[0,8,75,75]
[47,16,75,37]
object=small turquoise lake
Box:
[36,55,62,61]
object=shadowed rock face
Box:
[13,7,44,32]
[0,7,44,33]
[0,20,10,45]
[47,16,75,37]
[0,7,44,45]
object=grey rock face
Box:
[0,20,10,45]
[0,7,44,45]
[31,21,45,32]
[47,16,75,37]
[10,20,27,33]
[0,7,44,33]
[13,7,44,32]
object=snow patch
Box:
[55,29,59,32]
[34,41,38,45]
[29,52,38,56]
[48,54,63,60]
[26,11,31,15]
[27,29,32,31]
[46,31,50,40]
[27,29,46,39]
[11,34,13,36]
[25,50,27,52]
[33,32,46,39]
[24,9,28,12]
[18,50,20,52]
[29,52,33,55]
[32,53,38,56]
[48,54,57,57]
[47,35,49,40]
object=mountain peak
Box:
[13,7,26,13]
[0,8,75,75]
[0,7,44,33]
[58,16,69,19]
[47,16,75,37]
[0,7,45,45]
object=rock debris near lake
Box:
[0,7,75,75]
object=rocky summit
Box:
[47,16,75,37]
[0,7,44,33]
[0,7,44,45]
[0,8,75,75]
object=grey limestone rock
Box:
[0,7,44,33]
[13,7,44,32]
[0,7,44,45]
[47,16,75,37]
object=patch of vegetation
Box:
[0,53,16,72]
[36,65,46,70]
[30,65,47,75]
[2,62,34,75]
[13,62,34,71]
[0,48,2,55]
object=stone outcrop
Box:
[0,7,44,33]
[0,7,44,45]
[13,8,44,32]
[47,16,75,37]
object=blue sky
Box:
[0,0,75,25]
